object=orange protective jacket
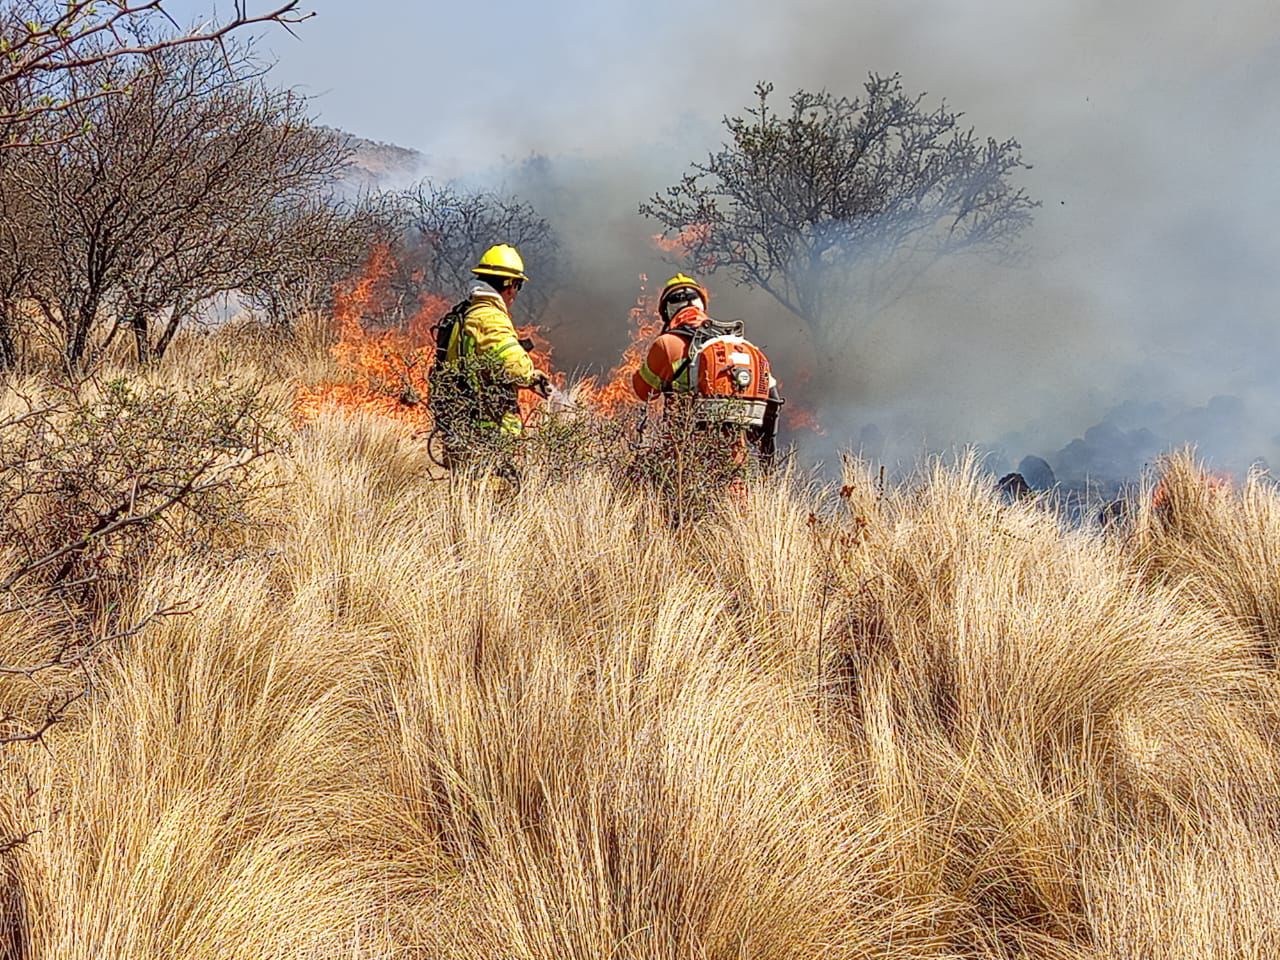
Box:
[631,306,707,401]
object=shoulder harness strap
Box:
[431,299,470,371]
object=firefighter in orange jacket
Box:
[632,274,711,400]
[632,274,781,462]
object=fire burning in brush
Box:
[785,405,825,435]
[294,247,557,429]
[1151,468,1233,518]
[779,366,825,436]
[574,276,660,417]
[652,222,713,269]
[294,246,438,429]
[297,244,823,441]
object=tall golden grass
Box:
[1,331,1278,958]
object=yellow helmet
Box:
[473,243,528,282]
[658,273,708,322]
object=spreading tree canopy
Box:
[641,75,1038,359]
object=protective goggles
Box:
[661,290,703,316]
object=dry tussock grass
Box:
[0,347,1278,957]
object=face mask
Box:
[663,293,703,321]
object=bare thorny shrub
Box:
[525,402,777,531]
[0,377,276,766]
[512,388,635,482]
[0,5,388,374]
[424,358,770,517]
[426,353,532,484]
[424,355,606,488]
[0,2,309,135]
[10,37,350,369]
[619,397,773,524]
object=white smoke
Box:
[269,0,1280,479]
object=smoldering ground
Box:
[288,0,1280,486]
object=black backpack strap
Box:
[664,328,697,394]
[430,299,470,373]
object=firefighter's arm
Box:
[632,335,684,401]
[472,307,536,384]
[632,366,661,401]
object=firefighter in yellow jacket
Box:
[440,243,550,439]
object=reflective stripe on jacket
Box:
[446,280,536,385]
[632,332,694,400]
[631,305,707,401]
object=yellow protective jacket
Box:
[445,280,535,383]
[443,279,535,436]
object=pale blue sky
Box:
[170,1,1278,167]
[167,0,1280,164]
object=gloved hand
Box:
[529,370,553,399]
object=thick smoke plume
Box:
[318,0,1280,487]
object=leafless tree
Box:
[0,0,311,140]
[238,191,403,328]
[641,76,1039,360]
[5,38,345,368]
[396,181,564,325]
[0,149,48,368]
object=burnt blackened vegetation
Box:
[997,395,1270,503]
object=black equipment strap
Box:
[431,299,470,373]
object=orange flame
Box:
[575,275,660,417]
[294,246,554,429]
[297,250,826,441]
[785,405,825,435]
[779,366,825,436]
[652,222,712,261]
[1152,470,1232,514]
